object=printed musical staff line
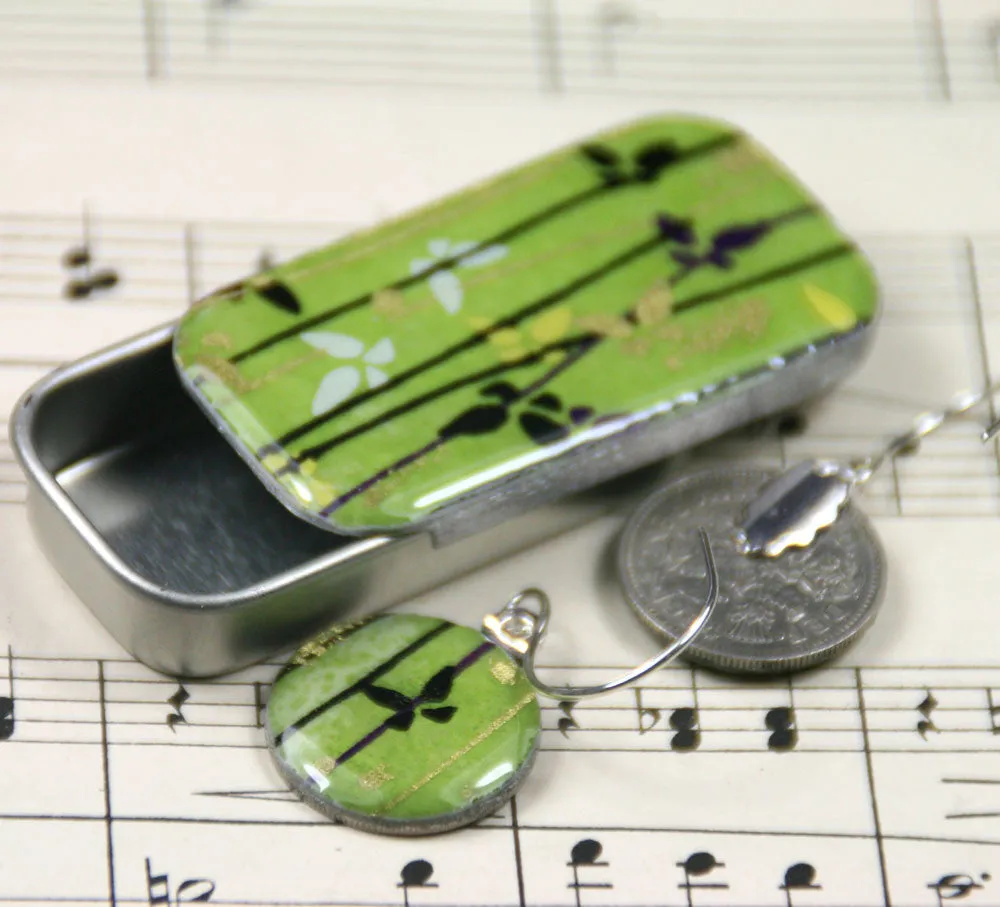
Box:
[1,1,1000,103]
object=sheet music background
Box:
[3,2,1000,905]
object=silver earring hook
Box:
[482,529,718,701]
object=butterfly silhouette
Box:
[363,666,458,731]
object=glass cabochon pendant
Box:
[264,534,719,835]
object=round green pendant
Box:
[265,613,542,835]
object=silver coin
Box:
[617,466,886,674]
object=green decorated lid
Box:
[173,114,879,537]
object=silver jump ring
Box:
[482,529,719,701]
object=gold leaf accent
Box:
[621,337,652,358]
[636,283,673,325]
[375,692,536,815]
[359,764,394,790]
[290,617,377,666]
[577,314,633,339]
[314,756,337,776]
[490,660,517,685]
[372,288,409,319]
[202,332,233,349]
[665,356,683,371]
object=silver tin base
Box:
[10,320,874,678]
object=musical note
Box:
[256,248,276,273]
[634,688,660,734]
[567,839,611,907]
[145,858,215,905]
[397,859,436,907]
[558,701,579,738]
[0,646,13,742]
[987,689,1000,735]
[928,872,991,904]
[166,685,190,731]
[253,682,265,729]
[595,1,637,77]
[780,863,821,906]
[766,707,797,751]
[677,852,727,907]
[669,707,700,752]
[918,690,940,739]
[776,411,809,437]
[60,209,120,301]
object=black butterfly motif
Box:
[363,666,458,732]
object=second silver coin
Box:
[617,467,886,674]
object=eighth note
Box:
[61,241,120,301]
[397,859,436,907]
[166,685,190,731]
[558,701,579,737]
[918,690,940,739]
[0,646,14,742]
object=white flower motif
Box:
[409,237,508,314]
[301,332,395,415]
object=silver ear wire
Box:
[482,529,718,701]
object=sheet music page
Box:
[2,2,1000,905]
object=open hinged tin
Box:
[10,114,880,678]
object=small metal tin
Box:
[11,318,867,678]
[10,115,881,678]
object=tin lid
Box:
[172,114,879,539]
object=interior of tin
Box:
[27,336,354,596]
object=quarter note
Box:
[567,839,611,907]
[677,852,727,907]
[917,690,940,739]
[634,688,661,734]
[61,209,120,301]
[397,859,436,907]
[779,862,820,906]
[0,646,13,742]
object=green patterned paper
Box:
[266,614,541,832]
[174,114,878,534]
